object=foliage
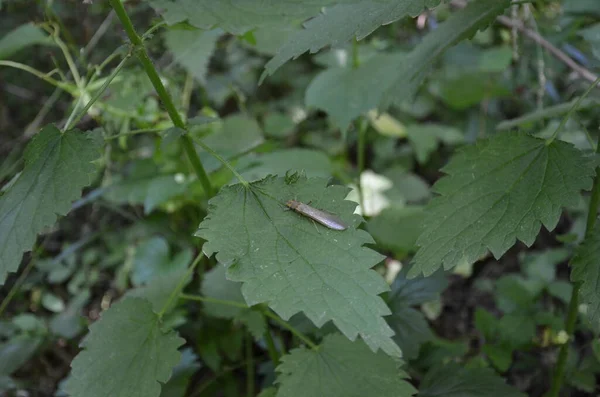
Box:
[1,0,600,396]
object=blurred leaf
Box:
[571,223,600,330]
[305,53,406,129]
[410,132,595,277]
[384,267,447,359]
[520,248,570,284]
[436,72,511,110]
[383,166,431,203]
[275,334,416,397]
[194,114,264,173]
[418,363,525,397]
[482,344,512,372]
[166,28,221,83]
[200,265,266,339]
[368,206,425,254]
[41,292,65,313]
[0,125,101,285]
[196,176,401,357]
[127,266,191,314]
[237,149,332,182]
[50,290,90,339]
[263,112,296,138]
[131,237,191,286]
[0,23,53,59]
[368,111,407,138]
[405,124,463,164]
[0,335,42,375]
[66,298,184,397]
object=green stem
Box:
[104,127,164,140]
[179,293,250,309]
[262,310,318,350]
[548,141,600,396]
[65,53,133,131]
[157,252,203,318]
[263,326,280,365]
[546,76,600,145]
[0,60,75,93]
[190,135,250,188]
[108,0,214,197]
[0,256,36,317]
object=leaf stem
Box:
[0,60,75,93]
[548,140,600,396]
[546,76,600,145]
[263,327,281,365]
[157,252,203,318]
[108,0,215,198]
[261,310,318,350]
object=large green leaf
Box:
[305,53,405,129]
[0,125,101,285]
[165,28,221,83]
[571,223,600,329]
[418,363,525,397]
[263,0,441,78]
[146,0,356,34]
[66,298,184,397]
[196,176,401,357]
[275,334,416,397]
[410,132,595,278]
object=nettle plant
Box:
[1,0,599,396]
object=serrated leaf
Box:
[165,28,221,83]
[196,176,401,357]
[0,23,53,59]
[571,223,600,329]
[0,125,101,285]
[66,298,184,397]
[410,132,595,277]
[381,0,512,108]
[146,0,352,34]
[263,0,441,78]
[418,363,525,397]
[275,334,416,397]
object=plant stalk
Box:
[548,139,600,396]
[108,0,214,197]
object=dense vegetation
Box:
[1,0,600,396]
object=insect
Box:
[285,200,347,231]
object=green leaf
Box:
[66,298,184,397]
[160,348,201,397]
[435,72,511,110]
[275,334,416,397]
[127,267,191,314]
[131,237,191,286]
[263,0,441,78]
[571,223,600,329]
[200,264,267,339]
[146,0,348,34]
[0,335,42,375]
[385,267,447,359]
[405,124,463,164]
[165,28,221,83]
[0,23,53,59]
[196,176,401,357]
[368,206,425,254]
[381,0,512,108]
[194,114,264,173]
[410,132,595,277]
[237,149,333,182]
[0,125,101,285]
[305,53,406,129]
[418,363,525,397]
